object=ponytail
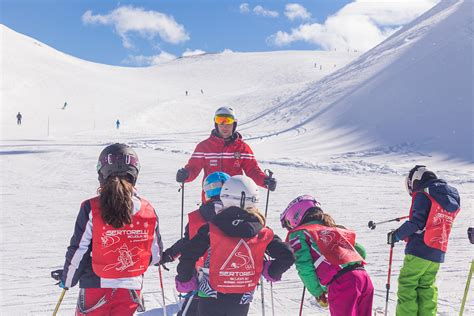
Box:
[98,175,134,228]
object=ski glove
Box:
[262,260,281,282]
[51,269,69,289]
[175,276,198,293]
[468,227,474,244]
[315,293,329,309]
[264,176,277,192]
[51,269,63,281]
[387,230,400,245]
[176,168,189,183]
[158,249,175,265]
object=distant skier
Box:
[186,90,188,96]
[387,165,461,316]
[62,102,68,110]
[175,106,276,201]
[159,171,230,316]
[116,119,120,129]
[201,89,204,94]
[16,112,22,125]
[175,175,294,316]
[281,195,374,315]
[51,143,162,316]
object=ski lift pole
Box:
[52,288,67,316]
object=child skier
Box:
[175,175,294,316]
[51,143,162,315]
[159,171,230,316]
[387,165,461,315]
[280,195,373,316]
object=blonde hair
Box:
[245,206,266,226]
[304,207,337,227]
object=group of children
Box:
[53,143,461,316]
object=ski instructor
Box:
[175,106,276,200]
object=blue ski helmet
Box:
[203,172,230,200]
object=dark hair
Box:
[98,175,134,228]
[302,207,337,227]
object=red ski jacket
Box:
[184,131,266,197]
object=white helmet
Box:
[405,165,437,196]
[215,106,236,121]
[220,175,259,209]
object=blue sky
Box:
[1,0,438,66]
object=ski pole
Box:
[299,287,306,316]
[263,169,275,316]
[368,216,409,230]
[459,260,474,316]
[260,279,266,316]
[52,288,67,316]
[179,182,185,239]
[260,169,275,316]
[263,169,273,219]
[158,265,168,316]
[385,243,395,316]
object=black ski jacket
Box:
[177,206,294,303]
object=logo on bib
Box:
[220,239,255,276]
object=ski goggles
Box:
[96,154,140,172]
[214,115,235,125]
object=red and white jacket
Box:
[185,131,266,199]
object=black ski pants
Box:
[197,297,250,316]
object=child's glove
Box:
[158,249,174,265]
[316,292,328,309]
[262,260,281,282]
[387,230,400,245]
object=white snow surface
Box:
[1,1,473,315]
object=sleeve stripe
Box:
[65,211,93,288]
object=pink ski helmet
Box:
[280,195,321,230]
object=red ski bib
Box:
[188,210,206,239]
[208,224,274,293]
[91,197,157,278]
[409,192,460,252]
[289,223,364,266]
[188,209,208,268]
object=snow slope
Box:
[1,1,473,315]
[1,24,358,138]
[244,0,473,162]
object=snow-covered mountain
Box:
[1,24,358,138]
[245,0,473,162]
[0,1,473,315]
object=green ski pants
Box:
[396,254,440,316]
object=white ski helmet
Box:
[215,106,236,120]
[405,165,437,196]
[220,175,259,209]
